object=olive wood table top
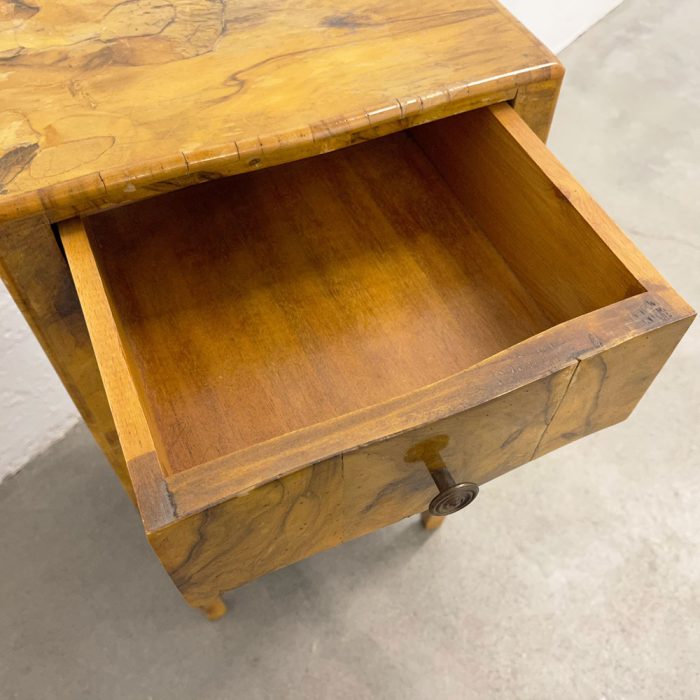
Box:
[0,0,560,222]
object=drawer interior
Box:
[62,105,644,479]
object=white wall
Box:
[0,0,624,482]
[0,289,79,481]
[501,0,623,53]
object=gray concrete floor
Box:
[1,1,699,697]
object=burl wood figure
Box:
[0,0,693,620]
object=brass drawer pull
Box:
[427,467,479,516]
[405,435,479,516]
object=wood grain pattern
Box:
[0,215,133,499]
[534,314,695,456]
[82,131,555,476]
[145,292,692,611]
[2,0,693,622]
[149,457,344,611]
[122,284,695,614]
[49,101,696,616]
[148,364,574,611]
[60,218,160,464]
[412,106,645,322]
[342,365,578,536]
[511,75,563,141]
[163,292,692,526]
[0,0,563,221]
[58,104,694,534]
[483,103,684,295]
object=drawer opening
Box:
[63,105,644,478]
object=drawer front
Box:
[148,310,692,611]
[149,309,691,609]
[149,365,575,608]
[534,317,693,457]
[342,365,577,538]
[150,458,345,609]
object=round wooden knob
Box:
[428,481,479,516]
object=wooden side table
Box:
[0,0,693,620]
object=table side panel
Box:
[0,216,132,499]
[511,74,564,141]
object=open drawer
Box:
[59,103,693,609]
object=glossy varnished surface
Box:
[0,0,561,221]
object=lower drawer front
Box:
[150,458,344,608]
[342,365,578,537]
[150,312,690,609]
[150,365,573,607]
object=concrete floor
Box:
[1,1,698,697]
